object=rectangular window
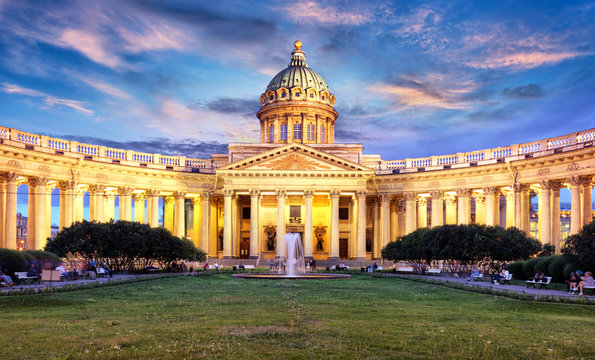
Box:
[293,123,302,140]
[242,207,251,220]
[307,124,315,141]
[269,126,275,142]
[280,124,288,141]
[339,208,349,220]
[320,126,325,143]
[290,205,301,218]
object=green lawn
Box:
[1,273,593,359]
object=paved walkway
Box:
[391,274,595,299]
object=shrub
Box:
[0,249,27,275]
[562,221,595,272]
[547,255,567,282]
[506,261,525,280]
[523,257,542,279]
[24,250,62,270]
[534,256,556,276]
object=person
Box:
[203,262,209,271]
[534,270,546,283]
[372,262,378,271]
[492,267,509,285]
[0,268,13,286]
[27,263,39,279]
[576,271,594,296]
[566,272,579,294]
[310,259,316,271]
[100,263,113,278]
[213,262,219,270]
[467,268,480,281]
[56,264,70,281]
[87,262,97,280]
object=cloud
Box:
[205,98,260,115]
[282,0,372,25]
[73,75,133,100]
[1,83,94,115]
[502,84,545,98]
[468,51,591,70]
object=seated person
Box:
[26,264,40,278]
[533,270,546,282]
[492,268,509,284]
[576,271,594,296]
[467,269,480,281]
[566,272,579,294]
[0,268,13,286]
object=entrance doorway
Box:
[239,237,250,259]
[339,238,348,259]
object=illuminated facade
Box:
[0,41,593,260]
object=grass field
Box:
[1,272,593,359]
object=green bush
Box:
[0,248,27,275]
[523,257,542,279]
[535,256,556,276]
[24,250,62,270]
[562,221,595,272]
[547,255,567,282]
[506,261,525,280]
[562,262,576,280]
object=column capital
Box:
[118,187,134,196]
[472,192,485,203]
[104,191,116,200]
[223,189,234,198]
[27,176,48,187]
[513,183,530,193]
[456,188,472,197]
[568,175,590,187]
[483,187,500,196]
[133,193,146,201]
[57,180,75,191]
[275,189,286,199]
[0,171,18,182]
[416,197,428,206]
[163,195,174,204]
[145,189,160,197]
[249,189,260,198]
[380,194,391,203]
[404,192,417,200]
[430,191,443,199]
[173,191,186,200]
[330,190,341,199]
[444,195,456,205]
[540,180,562,191]
[356,190,368,198]
[201,191,213,202]
[303,190,315,198]
[192,195,201,204]
[88,184,106,194]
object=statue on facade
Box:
[264,226,276,251]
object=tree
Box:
[562,221,595,271]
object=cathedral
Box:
[0,40,593,261]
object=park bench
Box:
[242,265,255,271]
[526,276,552,289]
[41,270,62,282]
[426,268,441,275]
[397,266,413,273]
[14,272,41,285]
[582,285,594,294]
[500,273,513,284]
[374,266,383,272]
[470,273,483,281]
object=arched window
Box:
[307,124,315,141]
[269,126,275,142]
[281,92,286,98]
[293,123,302,140]
[320,126,325,143]
[280,124,288,141]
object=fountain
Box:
[232,233,351,280]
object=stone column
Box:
[27,177,37,250]
[380,194,390,251]
[330,190,341,259]
[201,191,212,254]
[582,178,593,226]
[539,181,553,245]
[145,189,159,227]
[303,190,314,258]
[430,192,443,228]
[569,176,586,235]
[484,187,499,226]
[118,187,133,221]
[28,177,48,249]
[356,191,367,260]
[74,187,85,222]
[163,196,174,232]
[45,185,53,241]
[249,190,260,259]
[456,189,471,225]
[473,193,486,225]
[445,195,456,224]
[2,173,18,249]
[417,197,428,228]
[223,189,234,258]
[550,182,562,253]
[104,192,116,222]
[173,191,186,238]
[133,193,146,223]
[276,190,286,258]
[373,198,380,258]
[88,185,105,222]
[404,193,417,234]
[390,198,398,240]
[191,196,201,248]
[0,180,5,248]
[58,180,75,230]
[514,184,530,232]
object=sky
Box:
[1,0,594,219]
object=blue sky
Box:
[1,1,594,219]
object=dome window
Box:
[269,95,274,101]
[295,93,300,97]
[309,93,314,98]
[322,96,325,100]
[281,92,286,98]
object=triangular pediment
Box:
[219,143,372,172]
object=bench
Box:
[397,266,413,273]
[583,285,595,294]
[41,270,63,282]
[426,268,441,275]
[242,265,255,271]
[14,272,41,285]
[374,266,383,272]
[526,276,552,289]
[470,273,483,281]
[500,273,513,284]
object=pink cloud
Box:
[2,83,94,115]
[282,1,371,25]
[468,51,590,70]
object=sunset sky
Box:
[1,0,594,218]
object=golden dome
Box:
[294,39,302,50]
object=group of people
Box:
[491,267,510,285]
[566,271,594,295]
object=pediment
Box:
[219,143,372,172]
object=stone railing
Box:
[0,126,221,173]
[364,127,595,174]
